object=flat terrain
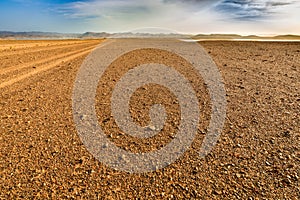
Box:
[0,39,299,199]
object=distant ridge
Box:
[0,31,300,40]
[0,31,187,39]
[0,31,80,39]
[192,34,300,40]
[273,35,300,40]
[79,32,112,38]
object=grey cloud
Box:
[163,0,221,8]
[215,0,295,20]
[163,0,220,3]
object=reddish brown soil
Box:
[0,40,299,199]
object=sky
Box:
[0,0,299,35]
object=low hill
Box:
[0,31,80,39]
[192,34,300,41]
[1,31,300,40]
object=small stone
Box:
[214,190,222,195]
[21,108,28,112]
[282,131,291,138]
[149,125,156,131]
[146,125,156,131]
[79,115,87,120]
[102,143,108,148]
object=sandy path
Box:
[0,44,97,75]
[0,40,98,58]
[0,40,90,51]
[0,40,101,89]
[0,39,299,199]
[0,41,101,70]
[0,46,98,89]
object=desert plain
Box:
[0,39,299,199]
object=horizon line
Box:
[1,30,300,37]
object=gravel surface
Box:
[0,39,299,199]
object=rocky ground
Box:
[0,39,299,199]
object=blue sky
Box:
[0,0,299,34]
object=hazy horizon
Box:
[1,30,300,37]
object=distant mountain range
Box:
[0,31,186,39]
[192,34,300,40]
[0,31,115,39]
[1,31,300,40]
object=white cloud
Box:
[57,0,300,34]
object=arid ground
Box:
[0,39,299,199]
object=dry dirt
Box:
[0,39,299,199]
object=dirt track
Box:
[0,40,101,89]
[0,39,299,199]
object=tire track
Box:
[0,40,100,58]
[0,45,97,89]
[0,40,89,51]
[0,43,99,76]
